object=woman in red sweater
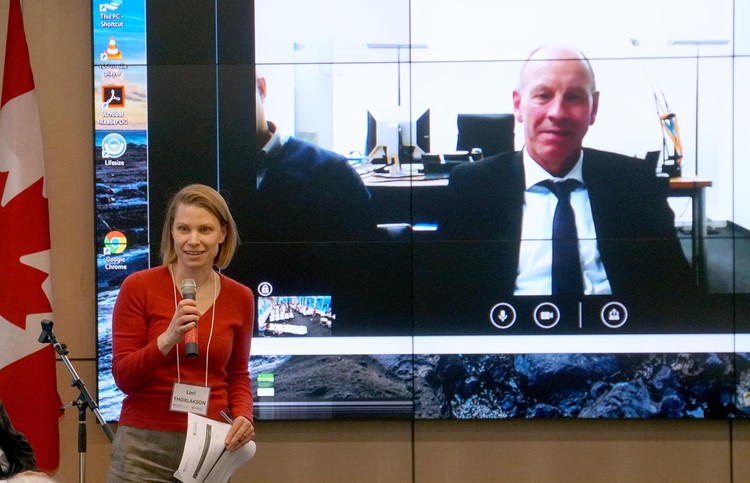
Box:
[107,184,255,482]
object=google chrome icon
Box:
[104,230,127,254]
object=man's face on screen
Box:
[513,48,599,177]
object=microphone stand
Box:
[38,320,114,483]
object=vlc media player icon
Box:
[100,36,123,61]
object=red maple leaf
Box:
[0,172,52,329]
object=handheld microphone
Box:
[181,278,198,359]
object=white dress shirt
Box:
[514,149,612,295]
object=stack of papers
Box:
[174,412,256,483]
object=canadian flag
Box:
[0,0,62,473]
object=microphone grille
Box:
[181,278,197,298]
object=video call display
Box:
[95,0,750,420]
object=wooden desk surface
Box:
[669,177,713,190]
[361,166,715,191]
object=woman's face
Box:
[171,202,226,271]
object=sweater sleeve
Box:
[111,271,175,394]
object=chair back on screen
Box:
[644,150,661,173]
[456,113,515,158]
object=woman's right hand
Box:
[157,298,200,355]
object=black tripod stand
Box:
[38,320,114,483]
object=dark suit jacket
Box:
[414,148,696,331]
[234,137,412,337]
[0,401,39,478]
[251,136,377,242]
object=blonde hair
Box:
[160,184,239,269]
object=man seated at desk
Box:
[238,76,411,337]
[437,45,695,304]
[251,76,378,242]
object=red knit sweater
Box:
[111,266,254,431]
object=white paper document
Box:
[174,412,256,483]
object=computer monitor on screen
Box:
[366,108,430,163]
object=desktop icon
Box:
[100,1,122,12]
[102,86,125,108]
[102,133,127,158]
[104,230,127,254]
[101,36,123,61]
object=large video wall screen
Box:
[95,0,750,420]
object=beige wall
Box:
[2,1,749,482]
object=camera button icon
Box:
[533,302,561,329]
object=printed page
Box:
[174,412,256,483]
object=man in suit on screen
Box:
[250,75,378,242]
[233,76,412,338]
[417,45,695,329]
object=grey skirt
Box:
[107,425,186,483]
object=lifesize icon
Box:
[102,132,127,158]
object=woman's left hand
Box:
[225,415,255,452]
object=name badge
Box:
[170,383,210,415]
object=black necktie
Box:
[539,179,583,296]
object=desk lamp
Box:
[668,39,730,177]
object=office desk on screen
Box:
[362,164,449,229]
[361,165,713,287]
[668,176,713,289]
